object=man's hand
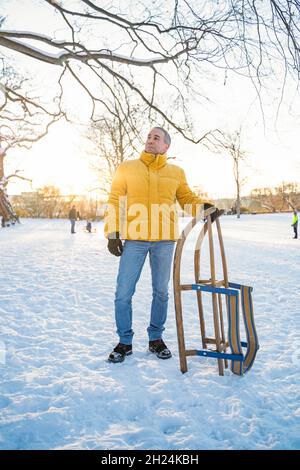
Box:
[107,231,123,257]
[211,207,224,223]
[203,204,223,223]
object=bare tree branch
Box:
[0,0,299,144]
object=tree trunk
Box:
[235,158,241,219]
[0,152,4,180]
[0,150,19,223]
[236,182,241,219]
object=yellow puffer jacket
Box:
[104,151,212,241]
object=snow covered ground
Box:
[0,214,299,450]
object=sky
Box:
[1,0,300,200]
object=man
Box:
[104,127,220,363]
[69,205,77,234]
[291,210,298,239]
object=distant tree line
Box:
[9,186,106,220]
[9,182,299,221]
[250,182,300,213]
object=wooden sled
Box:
[173,207,259,376]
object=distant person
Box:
[76,210,81,220]
[86,220,92,233]
[291,210,298,239]
[69,205,77,234]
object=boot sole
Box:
[149,348,172,360]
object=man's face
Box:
[145,128,170,155]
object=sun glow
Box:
[7,120,99,196]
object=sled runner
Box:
[173,207,259,376]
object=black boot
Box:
[149,339,172,359]
[108,343,132,363]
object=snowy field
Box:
[0,213,299,450]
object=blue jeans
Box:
[70,219,76,233]
[114,240,175,344]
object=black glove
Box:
[107,231,123,257]
[203,204,222,223]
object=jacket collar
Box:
[140,150,167,170]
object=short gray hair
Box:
[153,127,171,146]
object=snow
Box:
[0,36,67,61]
[0,30,67,45]
[0,32,165,66]
[0,213,299,450]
